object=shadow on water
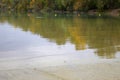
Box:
[0,12,120,59]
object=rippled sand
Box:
[0,55,120,80]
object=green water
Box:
[0,13,120,59]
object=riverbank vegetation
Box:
[0,0,120,13]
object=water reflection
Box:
[0,14,120,59]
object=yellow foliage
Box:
[73,0,84,10]
[68,27,86,50]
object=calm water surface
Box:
[0,14,120,60]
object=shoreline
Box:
[0,57,120,80]
[0,9,120,17]
[88,9,120,17]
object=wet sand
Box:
[0,55,120,80]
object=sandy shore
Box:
[0,55,120,80]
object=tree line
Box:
[0,0,120,12]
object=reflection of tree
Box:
[95,47,116,59]
[36,18,68,45]
[83,18,120,58]
[68,27,86,50]
[0,15,120,58]
[0,15,69,45]
[68,18,86,50]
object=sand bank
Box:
[0,55,120,80]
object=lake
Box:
[0,13,120,61]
